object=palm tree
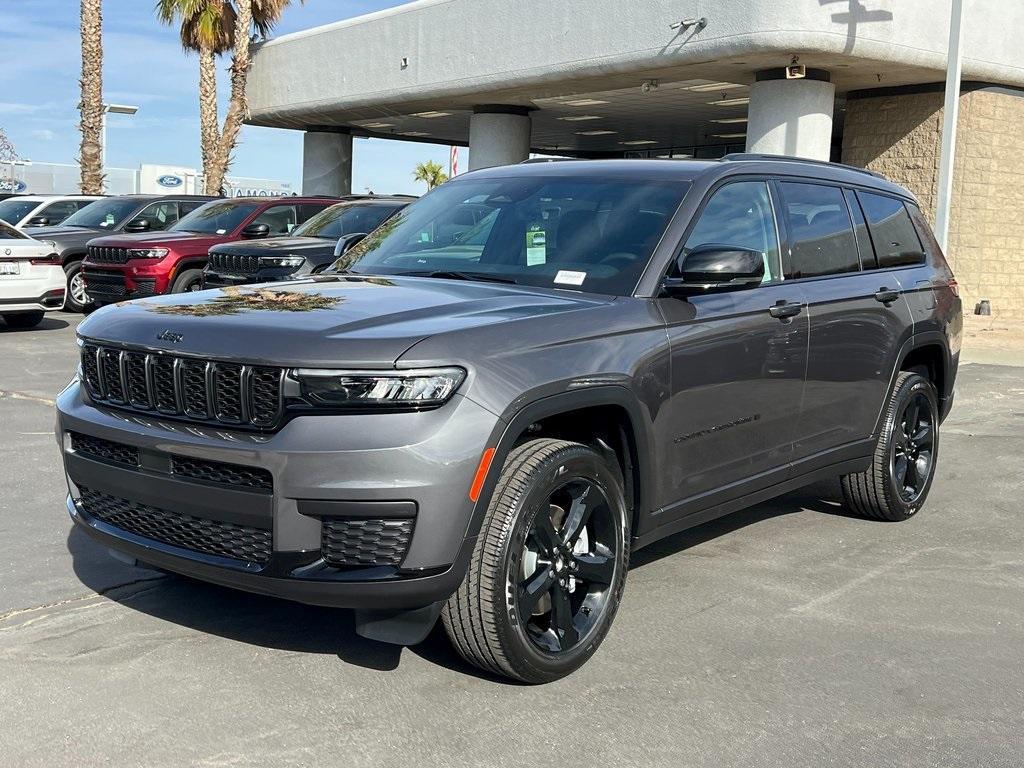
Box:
[79,0,104,194]
[412,160,448,190]
[156,0,297,195]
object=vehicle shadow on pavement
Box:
[65,526,504,682]
[66,479,858,681]
[0,317,70,332]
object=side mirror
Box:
[27,215,50,227]
[241,222,271,239]
[663,245,765,295]
[333,232,367,257]
[124,218,151,233]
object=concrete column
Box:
[302,130,352,195]
[745,69,835,161]
[468,107,532,171]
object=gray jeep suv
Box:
[56,156,961,683]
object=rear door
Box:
[775,180,913,469]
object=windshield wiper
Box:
[412,270,517,285]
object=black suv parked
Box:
[25,194,215,312]
[57,157,961,683]
[203,196,413,288]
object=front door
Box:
[652,180,809,524]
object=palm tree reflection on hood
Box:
[142,286,342,317]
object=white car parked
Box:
[0,195,101,229]
[0,220,65,329]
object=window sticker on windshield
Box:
[526,226,547,266]
[217,229,227,235]
[104,214,115,226]
[554,270,586,286]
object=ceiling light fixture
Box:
[575,130,617,136]
[711,97,750,106]
[556,115,604,122]
[411,111,451,118]
[561,99,610,107]
[361,122,394,129]
[684,81,745,92]
[712,132,747,139]
[710,117,748,124]
[620,139,658,145]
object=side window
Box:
[857,191,925,268]
[778,182,859,279]
[39,201,80,223]
[297,203,328,225]
[136,201,180,230]
[843,188,876,269]
[252,204,298,235]
[681,180,781,283]
[179,200,206,216]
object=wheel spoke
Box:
[532,506,561,554]
[549,582,578,650]
[905,400,920,435]
[561,486,593,546]
[904,452,918,490]
[912,423,932,447]
[573,553,614,586]
[519,565,555,616]
[894,454,909,487]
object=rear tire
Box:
[443,438,629,683]
[2,311,44,329]
[63,260,92,313]
[841,372,939,521]
[171,268,204,294]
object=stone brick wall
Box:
[842,86,1024,319]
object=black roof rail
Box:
[519,157,579,164]
[720,153,884,179]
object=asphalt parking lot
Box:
[1,311,1022,768]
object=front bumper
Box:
[57,381,500,610]
[203,266,307,289]
[82,265,161,304]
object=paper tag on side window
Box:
[554,270,586,286]
[526,227,547,266]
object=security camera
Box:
[786,63,806,79]
[641,79,659,94]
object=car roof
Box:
[462,156,915,201]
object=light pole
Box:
[100,103,138,174]
[934,0,965,254]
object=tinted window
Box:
[171,201,259,234]
[0,220,27,239]
[844,188,876,268]
[858,192,925,268]
[682,181,781,283]
[338,176,687,296]
[0,198,39,225]
[135,201,179,230]
[37,200,80,223]
[179,200,207,215]
[779,182,859,278]
[64,198,142,229]
[295,203,403,239]
[251,204,298,235]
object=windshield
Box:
[335,176,687,296]
[0,198,39,225]
[295,202,404,239]
[63,198,141,229]
[171,200,258,235]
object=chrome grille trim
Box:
[79,343,285,430]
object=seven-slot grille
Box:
[81,343,284,429]
[87,245,131,264]
[208,252,262,274]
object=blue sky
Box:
[0,0,462,195]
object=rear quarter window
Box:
[857,191,925,268]
[778,182,860,279]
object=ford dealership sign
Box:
[0,178,27,193]
[157,174,183,188]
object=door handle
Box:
[874,288,900,304]
[768,301,803,319]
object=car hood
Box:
[210,236,333,258]
[76,274,611,368]
[88,231,230,249]
[24,225,104,246]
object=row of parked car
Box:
[0,191,414,328]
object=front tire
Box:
[443,439,629,683]
[63,260,92,313]
[171,268,204,294]
[841,372,940,521]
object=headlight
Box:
[287,367,465,408]
[259,255,305,269]
[128,248,169,260]
[42,240,57,249]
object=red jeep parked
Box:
[82,196,338,305]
